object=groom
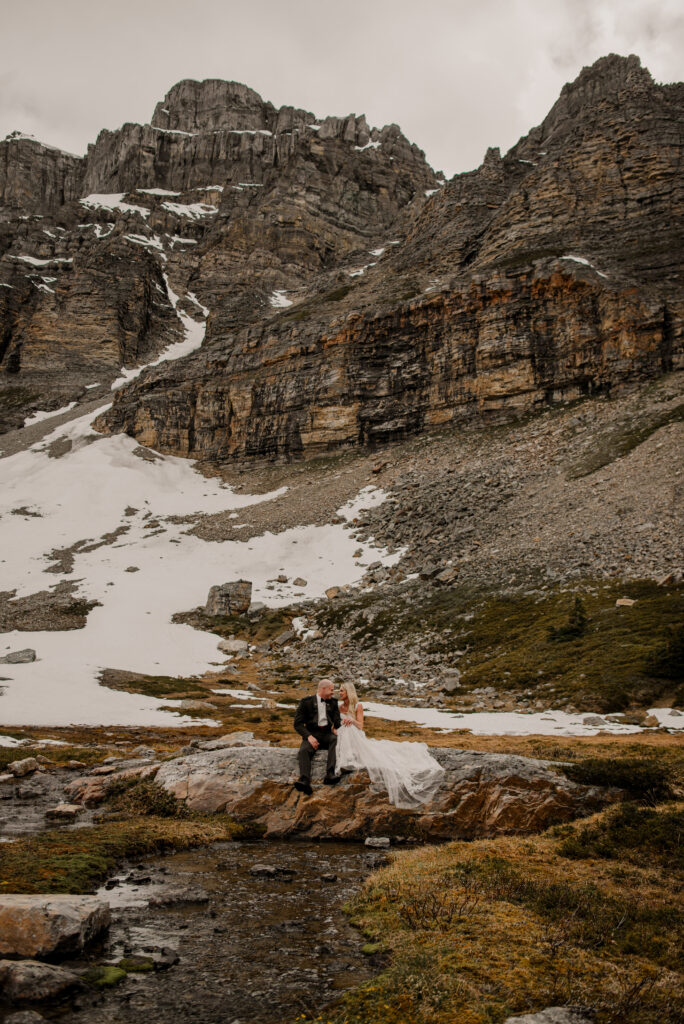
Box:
[293,679,341,795]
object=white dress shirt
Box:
[316,695,328,727]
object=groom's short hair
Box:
[317,678,334,692]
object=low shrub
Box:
[558,803,684,871]
[105,778,189,818]
[561,757,673,803]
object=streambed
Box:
[36,840,382,1024]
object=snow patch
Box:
[10,255,72,267]
[363,702,684,736]
[111,274,207,390]
[137,188,180,196]
[80,194,150,219]
[270,289,293,308]
[0,420,398,727]
[161,201,218,219]
[560,255,608,279]
[23,402,77,427]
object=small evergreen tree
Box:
[645,625,684,680]
[548,596,588,641]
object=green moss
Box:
[118,957,154,973]
[0,817,262,894]
[102,674,208,699]
[0,744,104,771]
[361,942,383,955]
[84,965,127,988]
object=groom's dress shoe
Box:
[323,774,341,786]
[294,779,313,795]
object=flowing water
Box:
[35,840,382,1024]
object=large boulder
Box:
[0,960,81,1002]
[0,650,36,664]
[154,746,615,841]
[205,580,252,616]
[0,895,110,959]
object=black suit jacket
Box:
[294,695,341,740]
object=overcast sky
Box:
[1,0,681,177]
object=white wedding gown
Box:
[335,708,445,809]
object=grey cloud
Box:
[0,0,681,176]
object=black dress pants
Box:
[298,730,337,780]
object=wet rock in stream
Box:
[38,840,378,1024]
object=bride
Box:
[335,682,445,809]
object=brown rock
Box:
[65,762,159,806]
[0,895,110,958]
[7,758,40,778]
[45,803,83,821]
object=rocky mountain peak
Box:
[523,53,655,152]
[149,78,320,138]
[151,78,274,133]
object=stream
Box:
[24,839,383,1024]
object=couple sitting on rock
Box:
[293,678,445,809]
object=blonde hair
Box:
[342,681,359,714]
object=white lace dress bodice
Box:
[335,706,444,809]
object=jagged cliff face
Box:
[1,55,683,449]
[0,79,437,431]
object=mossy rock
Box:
[84,965,127,988]
[361,942,383,955]
[118,957,154,973]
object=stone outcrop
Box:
[0,134,84,217]
[205,580,252,616]
[97,263,678,460]
[0,895,110,959]
[146,745,612,841]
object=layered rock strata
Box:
[2,55,682,456]
[97,55,684,462]
[1,80,437,429]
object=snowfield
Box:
[0,399,400,727]
[363,701,684,736]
